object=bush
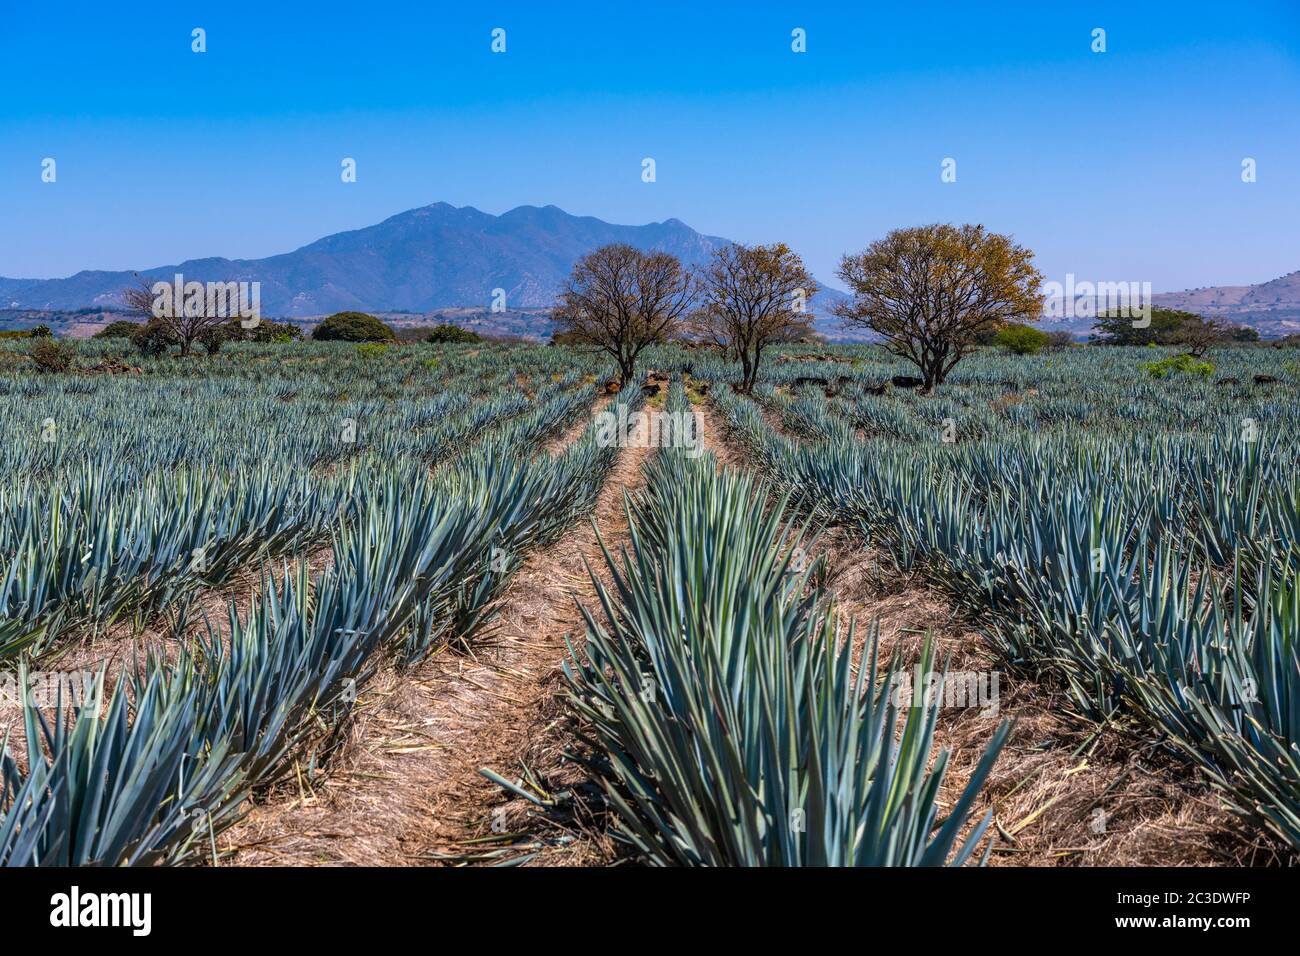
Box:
[1044,330,1075,349]
[550,329,584,347]
[220,317,303,343]
[993,322,1050,355]
[355,342,391,360]
[311,312,396,343]
[426,323,482,344]
[1,326,55,340]
[93,320,141,339]
[1141,353,1215,379]
[30,337,76,373]
[197,325,228,355]
[130,320,178,358]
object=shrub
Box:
[220,317,304,343]
[30,337,76,373]
[1044,330,1076,349]
[311,312,396,343]
[197,324,228,355]
[426,323,482,344]
[130,320,178,358]
[1141,353,1214,379]
[355,342,391,360]
[993,322,1050,355]
[549,329,584,347]
[31,325,52,338]
[93,320,141,339]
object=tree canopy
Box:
[835,224,1044,389]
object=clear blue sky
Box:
[2,1,1297,292]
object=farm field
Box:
[0,338,1295,867]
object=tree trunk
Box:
[739,352,755,394]
[921,357,944,392]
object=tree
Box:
[130,320,178,357]
[691,243,816,393]
[552,244,696,388]
[835,224,1043,390]
[94,320,141,339]
[1166,315,1228,357]
[1089,306,1199,346]
[1090,307,1247,356]
[121,278,230,358]
[426,323,482,344]
[221,317,303,342]
[994,322,1050,355]
[312,311,397,342]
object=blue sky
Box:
[1,1,1297,292]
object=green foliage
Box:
[0,344,621,864]
[568,397,1008,865]
[1140,353,1214,379]
[355,342,391,360]
[0,326,54,340]
[426,323,482,344]
[130,319,178,357]
[993,322,1049,355]
[197,324,227,355]
[93,320,141,339]
[704,343,1300,850]
[1091,306,1213,347]
[29,338,76,373]
[311,311,396,343]
[220,317,303,343]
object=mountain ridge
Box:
[3,204,1295,338]
[0,203,848,333]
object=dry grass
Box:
[815,533,1279,866]
[221,421,651,866]
[703,398,1284,867]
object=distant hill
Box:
[1036,270,1300,340]
[0,202,851,339]
[1150,270,1300,337]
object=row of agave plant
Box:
[0,350,598,664]
[0,377,638,865]
[707,373,1300,851]
[1,357,591,476]
[564,381,1009,865]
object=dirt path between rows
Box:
[222,414,651,867]
[699,396,1277,866]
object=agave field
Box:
[0,337,1296,867]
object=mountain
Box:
[0,202,850,336]
[1150,270,1300,337]
[1032,269,1300,340]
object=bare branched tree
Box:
[835,224,1044,390]
[121,275,231,357]
[691,242,816,393]
[552,245,697,388]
